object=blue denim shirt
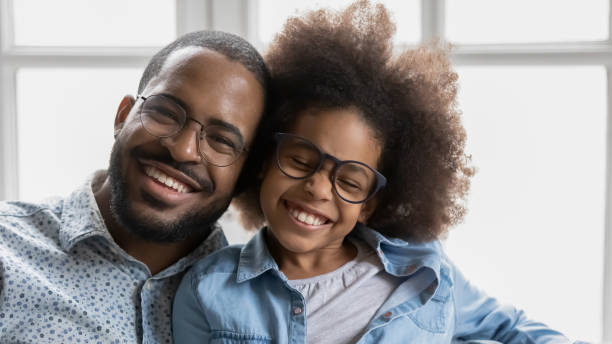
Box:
[173,224,572,344]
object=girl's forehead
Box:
[289,108,382,164]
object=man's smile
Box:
[136,158,213,204]
[144,166,192,193]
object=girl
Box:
[173,1,572,343]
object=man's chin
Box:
[107,141,231,243]
[110,196,230,243]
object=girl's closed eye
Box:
[289,156,315,170]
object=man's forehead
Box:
[145,47,227,90]
[139,46,264,144]
[161,46,216,75]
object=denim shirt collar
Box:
[351,223,453,302]
[235,223,453,301]
[236,228,280,283]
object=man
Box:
[0,31,267,343]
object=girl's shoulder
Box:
[189,243,245,278]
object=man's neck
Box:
[92,175,205,275]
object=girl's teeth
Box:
[290,207,326,226]
[305,215,314,225]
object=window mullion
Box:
[421,0,445,42]
[604,66,612,343]
[210,0,249,38]
[0,0,18,200]
[608,0,612,45]
[176,0,213,36]
[0,62,19,200]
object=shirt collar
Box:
[156,226,228,278]
[235,224,452,297]
[351,223,452,302]
[236,228,280,283]
[59,171,112,252]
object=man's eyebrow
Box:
[207,118,245,147]
[158,93,246,146]
[159,93,192,113]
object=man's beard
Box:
[107,141,231,243]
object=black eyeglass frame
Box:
[136,94,248,167]
[273,132,387,204]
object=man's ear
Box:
[114,95,135,138]
[358,197,378,224]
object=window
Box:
[446,66,606,340]
[0,1,609,342]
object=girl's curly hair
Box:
[233,0,474,242]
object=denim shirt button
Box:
[383,311,392,318]
[293,307,303,315]
[405,264,418,274]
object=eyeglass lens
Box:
[139,95,244,167]
[276,135,379,203]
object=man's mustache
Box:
[132,147,214,194]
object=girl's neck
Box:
[265,230,358,280]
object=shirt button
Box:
[293,307,303,315]
[405,264,418,274]
[144,281,153,291]
[383,311,392,318]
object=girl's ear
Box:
[358,198,378,223]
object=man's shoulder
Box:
[0,197,62,217]
[0,198,64,241]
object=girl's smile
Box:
[284,199,332,229]
[258,106,382,277]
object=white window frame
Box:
[1,0,610,341]
[0,0,217,200]
[426,1,612,340]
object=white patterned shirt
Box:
[0,173,228,343]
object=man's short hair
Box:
[137,30,268,94]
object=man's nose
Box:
[160,122,203,163]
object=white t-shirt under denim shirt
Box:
[288,238,402,344]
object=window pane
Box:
[13,0,176,46]
[16,68,143,201]
[445,66,606,342]
[257,0,420,45]
[446,0,608,44]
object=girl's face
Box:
[259,107,382,255]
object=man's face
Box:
[109,47,264,242]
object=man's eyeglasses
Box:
[137,94,247,167]
[274,133,387,204]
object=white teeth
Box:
[289,206,327,226]
[298,212,307,222]
[305,215,314,225]
[144,166,189,193]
